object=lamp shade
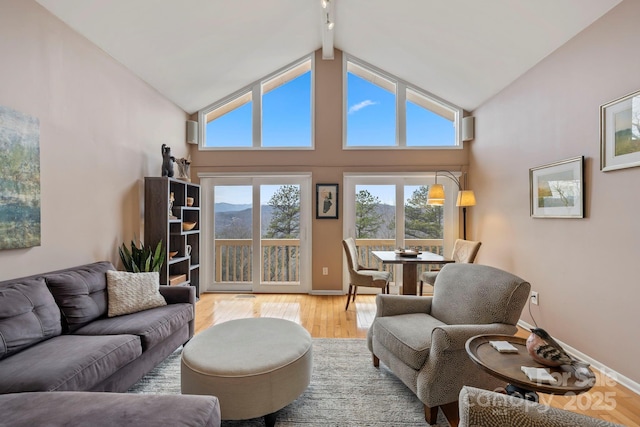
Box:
[456,190,476,207]
[427,184,445,205]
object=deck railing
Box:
[214,238,444,283]
[215,239,300,282]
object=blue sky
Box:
[206,73,311,148]
[206,69,454,147]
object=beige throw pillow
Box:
[106,271,167,317]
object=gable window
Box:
[344,55,462,148]
[199,56,313,149]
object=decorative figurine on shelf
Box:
[175,155,191,182]
[161,144,175,177]
[169,192,177,219]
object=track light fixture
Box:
[326,13,334,30]
[321,0,335,59]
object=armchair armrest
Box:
[159,285,196,305]
[432,324,517,352]
[375,294,432,317]
[459,386,622,427]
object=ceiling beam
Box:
[321,0,335,60]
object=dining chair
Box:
[418,239,481,295]
[342,237,391,310]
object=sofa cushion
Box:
[45,261,114,332]
[0,278,62,360]
[374,312,446,370]
[73,303,193,351]
[0,334,141,393]
[106,271,167,317]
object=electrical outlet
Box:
[531,291,539,305]
[322,267,328,275]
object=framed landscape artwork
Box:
[316,183,338,219]
[529,156,584,219]
[600,89,640,171]
[0,105,41,249]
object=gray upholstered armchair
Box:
[459,386,622,427]
[367,263,530,425]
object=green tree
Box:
[355,190,383,238]
[265,185,300,238]
[405,186,443,239]
[265,185,300,281]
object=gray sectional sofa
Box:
[0,261,221,426]
[0,261,194,393]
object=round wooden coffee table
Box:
[466,334,595,400]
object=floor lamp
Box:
[426,170,476,240]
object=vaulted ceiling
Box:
[36,0,621,114]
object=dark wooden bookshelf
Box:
[144,177,200,296]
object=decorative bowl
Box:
[395,248,421,257]
[169,250,179,259]
[182,221,197,231]
[186,197,194,207]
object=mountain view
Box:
[214,203,397,238]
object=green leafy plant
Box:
[118,237,166,273]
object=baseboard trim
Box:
[309,290,343,296]
[518,320,640,396]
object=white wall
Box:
[0,0,188,278]
[471,0,640,384]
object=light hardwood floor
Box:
[194,293,640,426]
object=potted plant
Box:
[118,237,165,273]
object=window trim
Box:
[197,54,315,150]
[343,54,464,150]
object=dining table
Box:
[371,250,454,295]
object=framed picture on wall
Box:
[529,156,584,218]
[600,89,640,171]
[316,183,339,219]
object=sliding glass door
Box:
[343,173,459,292]
[200,174,311,293]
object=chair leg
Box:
[418,280,423,296]
[424,404,438,425]
[345,284,353,310]
[352,286,357,303]
[372,354,379,367]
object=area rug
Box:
[128,338,450,426]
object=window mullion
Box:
[252,84,261,147]
[397,82,406,147]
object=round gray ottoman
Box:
[181,317,312,426]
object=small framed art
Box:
[600,89,640,171]
[529,156,584,218]
[316,183,339,219]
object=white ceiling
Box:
[36,0,622,114]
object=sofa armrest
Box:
[160,285,196,305]
[459,386,622,427]
[375,294,432,317]
[431,324,517,352]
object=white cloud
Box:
[348,100,378,115]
